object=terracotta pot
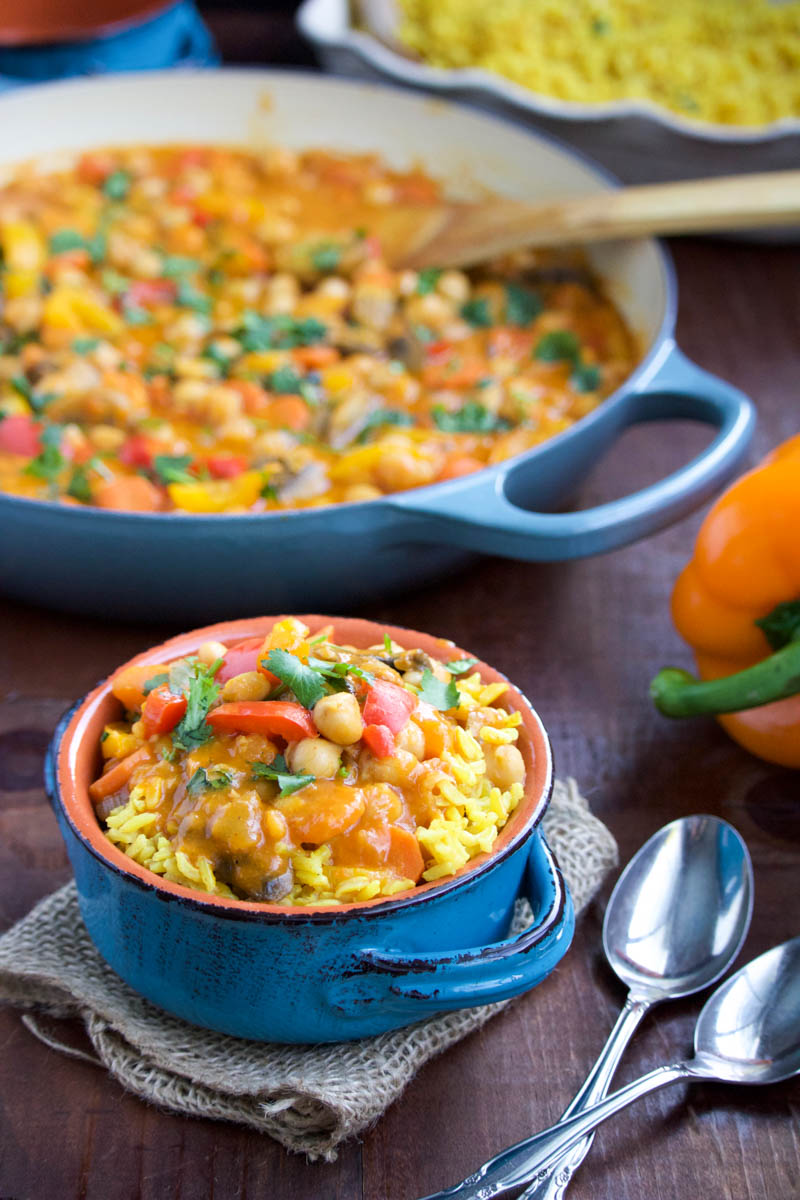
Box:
[0,0,169,46]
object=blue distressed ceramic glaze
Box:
[45,707,574,1043]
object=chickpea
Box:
[288,737,341,779]
[222,671,271,702]
[343,484,382,503]
[197,639,228,666]
[313,692,364,746]
[394,720,425,759]
[484,743,526,789]
[437,270,470,305]
[374,448,437,493]
[88,424,126,454]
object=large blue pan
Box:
[0,71,754,621]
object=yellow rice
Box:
[103,673,524,906]
[398,0,800,126]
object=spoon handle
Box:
[417,1062,692,1200]
[518,994,652,1200]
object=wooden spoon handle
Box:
[401,170,800,269]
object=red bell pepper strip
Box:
[0,415,41,457]
[207,454,249,480]
[363,680,416,734]
[362,723,396,758]
[207,701,317,741]
[141,685,187,738]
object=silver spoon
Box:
[420,815,753,1200]
[459,935,800,1192]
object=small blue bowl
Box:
[44,615,574,1043]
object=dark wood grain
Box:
[1,12,800,1199]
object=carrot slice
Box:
[94,475,163,512]
[89,745,151,804]
[387,826,425,883]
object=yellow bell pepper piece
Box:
[101,723,140,760]
[168,470,264,514]
[43,286,123,335]
[1,219,47,297]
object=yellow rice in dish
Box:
[398,0,800,126]
[92,620,527,906]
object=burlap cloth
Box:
[0,778,616,1160]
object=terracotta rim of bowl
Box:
[51,615,553,921]
[0,1,172,47]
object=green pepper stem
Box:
[650,640,800,718]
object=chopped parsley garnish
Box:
[236,312,327,352]
[446,658,478,675]
[152,454,196,485]
[571,362,601,393]
[72,337,101,354]
[431,402,509,434]
[49,229,106,263]
[311,242,342,273]
[161,254,201,277]
[460,297,493,328]
[102,169,132,201]
[263,648,327,709]
[142,672,169,696]
[10,374,53,415]
[186,766,233,794]
[534,330,581,364]
[251,754,315,797]
[66,465,92,503]
[416,268,442,295]
[267,366,303,395]
[355,409,415,443]
[175,280,212,315]
[172,659,222,752]
[24,425,64,483]
[505,282,542,326]
[418,669,460,711]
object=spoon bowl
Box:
[604,814,754,1000]
[692,935,800,1085]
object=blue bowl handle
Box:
[328,834,574,1018]
[390,343,755,560]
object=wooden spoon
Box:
[394,170,800,269]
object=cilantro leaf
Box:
[161,254,201,277]
[571,362,601,393]
[505,282,542,326]
[418,668,460,711]
[24,428,65,483]
[72,337,101,354]
[311,242,342,273]
[103,169,132,201]
[755,600,800,651]
[355,409,414,444]
[142,672,169,696]
[187,766,233,794]
[534,330,581,363]
[416,268,442,295]
[384,633,393,654]
[460,297,493,328]
[431,402,509,434]
[49,229,87,254]
[264,648,327,709]
[67,465,93,503]
[235,312,327,352]
[251,754,315,797]
[307,656,375,688]
[9,374,53,415]
[152,454,196,485]
[172,660,222,752]
[267,366,303,395]
[175,280,212,314]
[446,658,478,675]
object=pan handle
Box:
[389,343,754,560]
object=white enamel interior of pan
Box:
[0,69,669,348]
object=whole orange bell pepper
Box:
[650,434,800,767]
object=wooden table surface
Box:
[2,12,800,1200]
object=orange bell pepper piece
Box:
[651,435,800,767]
